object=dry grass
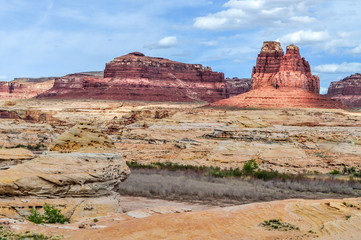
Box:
[117,169,361,205]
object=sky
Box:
[1,0,361,94]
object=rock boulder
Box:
[0,123,130,197]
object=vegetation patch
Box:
[329,170,340,175]
[28,203,69,224]
[126,160,297,181]
[5,144,46,151]
[0,226,62,240]
[261,219,300,231]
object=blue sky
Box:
[1,0,361,93]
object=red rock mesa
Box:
[327,73,361,108]
[38,52,250,102]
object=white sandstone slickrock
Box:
[0,123,130,197]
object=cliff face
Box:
[251,42,320,94]
[327,73,361,108]
[39,52,248,103]
[104,52,224,82]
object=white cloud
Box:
[278,30,329,45]
[193,0,318,30]
[314,62,361,73]
[290,16,316,23]
[200,40,218,46]
[144,36,178,49]
[224,0,264,10]
[194,8,246,30]
[350,44,361,54]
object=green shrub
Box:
[28,204,68,224]
[0,225,62,240]
[28,208,44,224]
[329,170,340,175]
[261,219,299,231]
[43,204,68,224]
[243,159,258,173]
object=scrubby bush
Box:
[329,170,340,175]
[28,203,68,224]
[0,225,62,240]
[117,169,361,205]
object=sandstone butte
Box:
[211,41,347,109]
[36,52,250,102]
[327,73,361,108]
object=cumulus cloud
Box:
[144,36,178,49]
[290,16,316,23]
[314,62,361,73]
[193,0,318,30]
[350,44,361,54]
[0,76,8,81]
[278,30,329,45]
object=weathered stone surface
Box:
[0,148,35,161]
[0,109,57,123]
[251,41,320,94]
[0,195,122,222]
[70,198,361,240]
[327,73,361,108]
[0,148,35,169]
[38,53,248,102]
[0,124,130,197]
[0,78,54,99]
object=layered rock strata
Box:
[252,42,320,93]
[327,73,361,108]
[38,52,232,102]
[0,123,130,197]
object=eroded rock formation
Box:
[252,41,320,93]
[0,123,130,197]
[327,73,361,108]
[211,41,346,109]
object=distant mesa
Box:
[0,77,55,99]
[0,45,355,108]
[327,73,361,108]
[211,41,346,109]
[37,52,250,102]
